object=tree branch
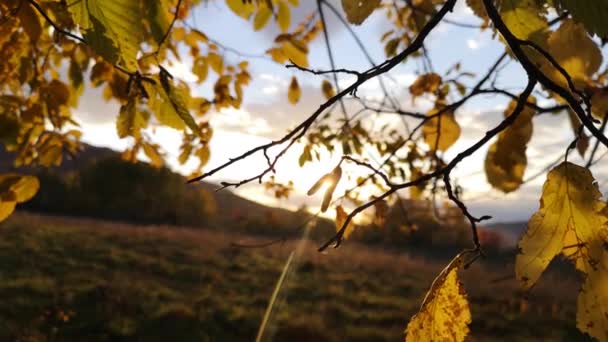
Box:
[187,0,459,184]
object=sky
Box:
[72,1,608,223]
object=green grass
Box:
[0,213,590,341]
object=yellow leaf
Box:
[409,73,441,97]
[67,0,143,71]
[466,0,487,21]
[144,81,185,130]
[267,47,288,64]
[254,5,272,31]
[335,205,355,239]
[577,249,608,341]
[277,1,291,32]
[405,254,471,342]
[116,97,147,139]
[590,87,608,119]
[146,0,171,44]
[0,174,40,203]
[500,0,548,42]
[0,173,39,222]
[193,57,209,83]
[307,165,342,212]
[280,39,308,67]
[485,142,527,193]
[288,76,301,104]
[384,37,400,57]
[225,0,256,19]
[484,98,535,193]
[196,145,211,166]
[142,142,163,167]
[516,162,608,289]
[0,201,16,222]
[422,109,461,152]
[207,52,224,74]
[341,0,381,25]
[542,20,602,89]
[321,80,335,100]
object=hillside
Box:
[0,213,589,341]
[0,143,323,234]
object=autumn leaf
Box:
[500,0,548,43]
[17,2,42,43]
[225,0,256,18]
[277,1,291,32]
[146,0,171,45]
[142,142,163,167]
[405,253,471,342]
[0,174,40,222]
[517,162,608,340]
[321,80,335,100]
[288,76,301,104]
[254,5,272,31]
[280,39,309,67]
[409,73,442,97]
[484,97,535,193]
[422,109,461,152]
[341,0,381,25]
[67,0,143,71]
[116,97,148,139]
[577,249,608,341]
[335,205,355,239]
[516,162,607,288]
[540,20,602,89]
[307,164,342,212]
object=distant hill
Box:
[485,221,527,246]
[0,143,331,237]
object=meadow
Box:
[0,212,590,341]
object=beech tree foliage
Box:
[2,0,608,340]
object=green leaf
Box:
[67,0,143,71]
[557,0,608,37]
[163,85,201,137]
[147,0,171,45]
[144,81,185,130]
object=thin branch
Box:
[156,0,183,54]
[586,115,608,167]
[286,63,362,77]
[317,0,348,120]
[319,77,538,251]
[482,0,608,149]
[342,155,393,187]
[27,0,86,44]
[187,0,459,185]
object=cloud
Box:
[73,87,120,125]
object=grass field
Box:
[0,212,590,341]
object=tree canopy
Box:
[2,0,608,340]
